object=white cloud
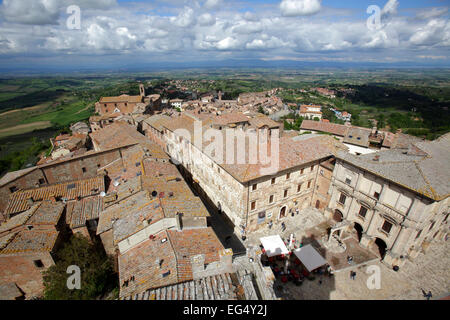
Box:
[0,0,60,25]
[381,0,399,17]
[204,0,222,10]
[171,7,196,28]
[198,13,216,26]
[0,0,448,66]
[416,7,448,20]
[216,37,240,50]
[409,19,449,46]
[280,0,321,17]
[0,0,118,25]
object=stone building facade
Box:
[144,113,344,236]
[326,135,450,267]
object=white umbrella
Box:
[260,235,289,258]
[293,244,327,272]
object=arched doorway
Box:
[333,209,343,222]
[354,223,363,242]
[279,206,287,219]
[375,238,387,259]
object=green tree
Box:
[258,106,265,114]
[43,234,116,300]
[376,114,386,129]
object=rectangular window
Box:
[284,190,288,198]
[286,173,290,180]
[39,179,45,185]
[307,181,312,189]
[269,195,274,204]
[252,184,257,191]
[251,201,256,211]
[345,177,352,185]
[34,260,44,268]
[9,186,18,193]
[271,178,276,185]
[300,168,304,174]
[429,221,435,231]
[382,221,393,234]
[374,192,380,200]
[311,165,315,171]
[359,206,368,218]
[339,193,347,205]
[415,230,422,239]
[297,184,302,193]
[82,167,87,173]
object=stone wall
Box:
[0,251,55,298]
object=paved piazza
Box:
[243,208,450,300]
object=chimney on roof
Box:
[219,248,234,273]
[191,254,206,278]
[371,127,377,136]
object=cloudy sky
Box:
[0,0,449,71]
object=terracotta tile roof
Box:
[337,133,450,201]
[160,196,209,218]
[0,206,39,235]
[220,134,342,183]
[300,120,349,136]
[118,232,178,298]
[5,176,104,216]
[343,127,371,147]
[118,228,224,298]
[248,115,280,129]
[143,115,173,132]
[123,273,237,300]
[0,167,38,187]
[381,132,396,148]
[0,232,17,250]
[0,229,58,254]
[97,191,150,235]
[100,95,143,104]
[90,122,169,159]
[390,133,423,149]
[213,113,249,126]
[67,197,103,229]
[142,159,181,178]
[167,228,223,282]
[26,201,65,226]
[112,192,165,243]
[105,176,142,206]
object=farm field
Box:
[0,68,449,175]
